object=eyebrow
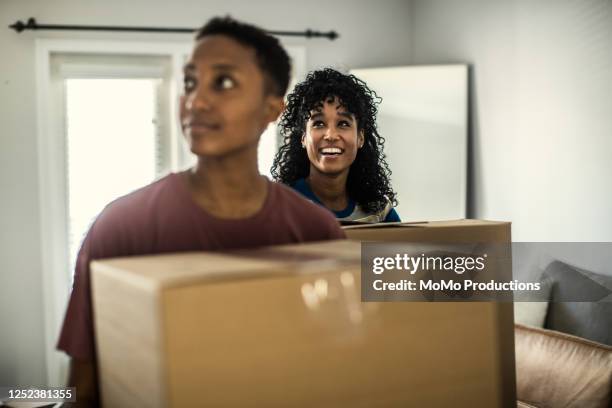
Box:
[182,62,239,73]
[337,111,355,120]
[309,111,355,121]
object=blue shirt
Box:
[291,178,400,223]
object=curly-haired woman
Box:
[271,68,400,223]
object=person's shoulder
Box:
[290,178,308,193]
[99,173,176,220]
[378,197,400,223]
[273,182,329,216]
[288,178,318,201]
[91,173,179,243]
[270,182,345,238]
[82,174,179,257]
[384,207,401,222]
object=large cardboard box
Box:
[92,222,515,407]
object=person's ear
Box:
[358,130,365,149]
[263,95,285,124]
[178,94,187,131]
[301,133,306,149]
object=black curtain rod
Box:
[9,18,339,40]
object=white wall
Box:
[352,65,468,221]
[0,0,412,387]
[410,0,612,242]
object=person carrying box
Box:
[57,16,344,407]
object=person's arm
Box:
[60,202,133,407]
[65,358,100,407]
[57,222,105,407]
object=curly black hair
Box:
[196,16,291,96]
[271,68,397,213]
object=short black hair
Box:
[271,68,397,213]
[196,16,291,97]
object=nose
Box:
[184,85,212,112]
[323,127,340,141]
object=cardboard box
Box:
[343,219,511,243]
[92,225,515,407]
[345,218,515,400]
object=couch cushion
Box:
[542,260,612,345]
[515,324,612,408]
[514,301,549,328]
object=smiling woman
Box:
[272,68,400,223]
[304,96,363,177]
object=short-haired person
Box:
[272,68,400,223]
[57,17,344,406]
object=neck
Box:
[185,147,268,218]
[307,167,350,211]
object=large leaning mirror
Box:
[351,65,468,221]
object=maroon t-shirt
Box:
[57,173,345,360]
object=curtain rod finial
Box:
[9,18,37,33]
[9,20,25,33]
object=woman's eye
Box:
[183,77,196,93]
[312,120,325,128]
[338,120,351,128]
[215,75,236,90]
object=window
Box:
[51,54,174,275]
[65,78,161,270]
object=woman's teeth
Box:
[320,147,343,155]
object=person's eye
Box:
[214,75,236,91]
[338,120,351,128]
[311,120,325,128]
[183,76,196,93]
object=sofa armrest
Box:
[515,324,612,408]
